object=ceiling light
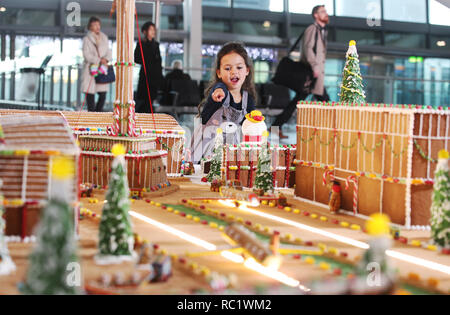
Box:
[437,41,446,47]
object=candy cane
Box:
[322,170,335,186]
[345,175,358,215]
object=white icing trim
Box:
[94,252,137,265]
[405,112,415,228]
[81,150,168,158]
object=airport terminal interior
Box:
[0,0,449,296]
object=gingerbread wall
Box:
[225,146,296,188]
[295,103,450,227]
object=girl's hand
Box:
[212,88,225,102]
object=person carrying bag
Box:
[82,16,113,112]
[272,30,318,95]
[271,5,330,139]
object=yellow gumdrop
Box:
[365,213,390,236]
[438,149,449,159]
[305,257,315,265]
[349,40,356,46]
[111,143,126,156]
[51,156,75,179]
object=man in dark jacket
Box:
[134,22,163,113]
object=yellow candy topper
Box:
[51,156,75,179]
[365,213,391,236]
[438,149,449,160]
[111,143,126,156]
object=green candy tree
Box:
[430,149,450,249]
[339,40,366,104]
[206,128,224,182]
[96,144,135,264]
[21,157,80,294]
[0,179,16,276]
[254,131,273,193]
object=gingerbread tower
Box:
[78,0,169,191]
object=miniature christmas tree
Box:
[206,128,223,182]
[0,179,16,275]
[357,213,393,279]
[339,40,366,104]
[21,157,80,294]
[430,149,450,249]
[254,131,273,193]
[96,144,135,264]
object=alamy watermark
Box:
[366,1,382,27]
[66,2,81,27]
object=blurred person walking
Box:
[272,5,330,138]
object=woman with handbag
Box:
[82,16,113,112]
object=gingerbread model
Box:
[223,111,296,188]
[78,0,169,192]
[295,101,450,227]
[0,110,185,178]
[0,115,79,237]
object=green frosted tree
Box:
[254,132,273,193]
[0,179,16,275]
[206,128,224,182]
[339,40,366,104]
[430,149,450,249]
[21,157,80,294]
[96,144,134,263]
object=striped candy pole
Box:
[345,175,358,214]
[322,170,335,186]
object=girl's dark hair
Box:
[141,21,156,34]
[198,41,257,116]
[87,16,101,30]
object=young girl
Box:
[192,42,257,160]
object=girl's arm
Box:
[201,82,229,124]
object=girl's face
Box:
[145,26,156,40]
[216,52,249,91]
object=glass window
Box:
[0,9,56,26]
[430,35,450,51]
[424,58,450,107]
[383,0,427,23]
[81,12,115,29]
[289,0,334,16]
[202,0,231,7]
[429,0,450,26]
[233,21,280,37]
[335,29,382,46]
[290,25,307,40]
[202,18,231,33]
[385,32,426,49]
[233,0,283,12]
[335,0,381,20]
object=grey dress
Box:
[192,91,248,162]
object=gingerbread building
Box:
[295,101,450,228]
[0,115,79,237]
[223,144,296,188]
[0,111,185,178]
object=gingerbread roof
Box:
[0,110,184,134]
[0,115,78,154]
